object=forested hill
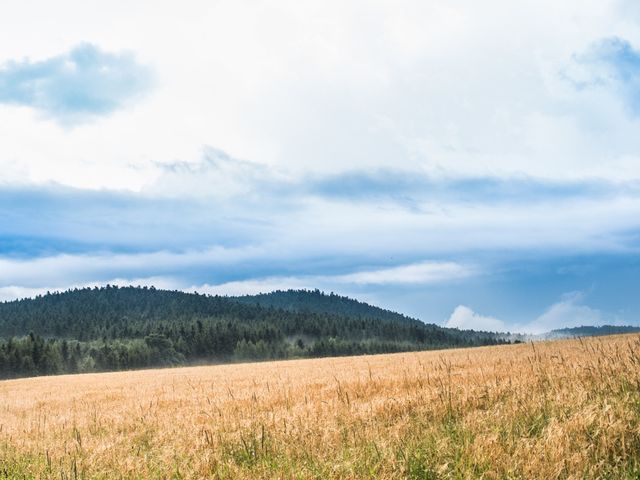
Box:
[237,289,422,326]
[543,325,640,339]
[0,286,507,379]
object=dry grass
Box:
[1,334,640,479]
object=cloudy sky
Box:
[1,0,640,333]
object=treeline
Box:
[0,333,438,379]
[544,325,640,339]
[0,286,508,379]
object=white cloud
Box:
[0,254,475,300]
[0,286,53,302]
[334,261,474,285]
[190,278,314,297]
[0,247,263,288]
[192,261,476,297]
[0,43,153,124]
[146,146,291,199]
[444,306,507,332]
[444,293,606,334]
[524,292,603,334]
[0,276,180,302]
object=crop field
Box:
[1,334,640,479]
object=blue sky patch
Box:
[575,36,640,115]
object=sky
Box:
[1,0,640,333]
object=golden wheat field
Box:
[1,334,640,479]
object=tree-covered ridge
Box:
[0,286,507,379]
[237,289,423,326]
[544,325,640,339]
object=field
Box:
[1,335,640,479]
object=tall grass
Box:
[1,334,640,478]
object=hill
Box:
[0,286,506,379]
[542,324,640,339]
[236,289,421,325]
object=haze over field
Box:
[2,1,640,333]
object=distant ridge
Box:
[541,325,640,339]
